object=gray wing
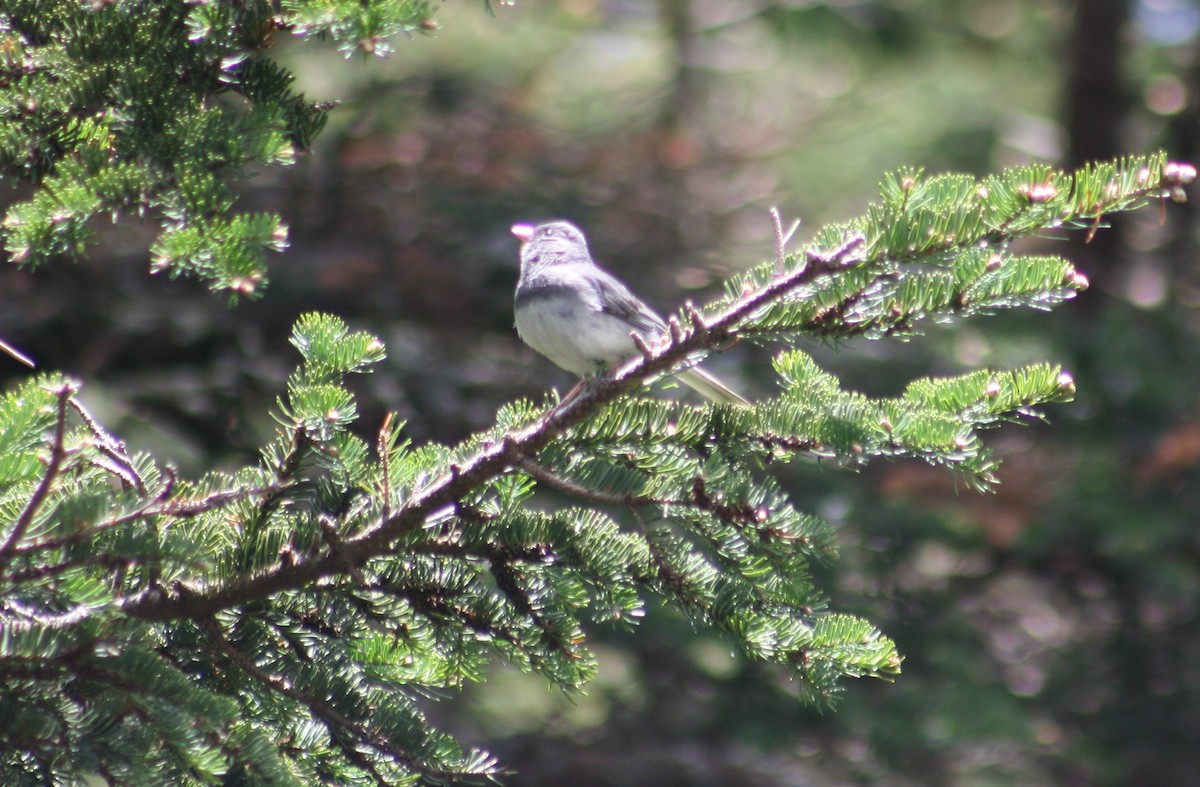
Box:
[586,269,667,336]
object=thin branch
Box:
[631,331,654,360]
[161,481,290,517]
[772,207,786,276]
[4,597,95,628]
[770,207,801,277]
[204,619,394,785]
[485,556,581,662]
[628,507,707,610]
[254,426,311,520]
[0,336,35,368]
[377,412,395,522]
[70,397,147,495]
[15,479,287,556]
[384,580,551,669]
[0,382,75,578]
[7,552,139,584]
[509,445,665,509]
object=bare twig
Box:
[161,482,289,518]
[667,315,684,343]
[70,398,147,495]
[7,552,138,584]
[377,412,395,522]
[683,301,707,332]
[0,337,35,368]
[770,207,801,277]
[4,597,94,628]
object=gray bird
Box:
[512,220,747,405]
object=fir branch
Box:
[3,596,94,629]
[13,478,288,557]
[318,515,368,587]
[155,480,289,518]
[644,530,710,613]
[6,552,139,584]
[380,577,555,671]
[485,555,581,662]
[201,616,489,784]
[121,159,1188,623]
[509,444,667,509]
[0,380,75,579]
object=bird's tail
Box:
[675,367,749,406]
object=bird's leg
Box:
[553,377,591,410]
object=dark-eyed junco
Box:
[512,220,747,405]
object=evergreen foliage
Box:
[1,0,434,297]
[1,146,1189,781]
[2,1,1196,784]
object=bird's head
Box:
[512,221,590,267]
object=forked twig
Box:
[770,206,801,277]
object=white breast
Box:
[515,295,641,377]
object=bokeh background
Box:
[3,1,1199,784]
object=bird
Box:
[512,220,747,405]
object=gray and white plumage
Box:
[512,220,747,405]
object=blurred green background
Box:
[2,1,1198,784]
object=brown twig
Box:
[7,552,139,584]
[631,331,654,360]
[377,412,395,522]
[70,398,147,495]
[0,336,35,368]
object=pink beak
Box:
[511,224,535,244]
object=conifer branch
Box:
[14,479,288,557]
[1,147,1188,783]
[377,576,550,667]
[509,445,666,509]
[7,552,139,584]
[202,617,480,785]
[4,596,95,629]
[121,158,1189,623]
[0,0,1191,778]
[0,381,75,578]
